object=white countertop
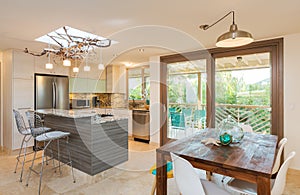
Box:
[35,108,129,123]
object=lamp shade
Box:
[98,63,105,70]
[73,67,79,73]
[45,63,53,69]
[84,65,90,71]
[216,24,253,48]
[63,59,71,66]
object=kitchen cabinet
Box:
[13,50,34,79]
[69,78,106,93]
[106,65,126,93]
[3,49,34,150]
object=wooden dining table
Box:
[156,128,278,195]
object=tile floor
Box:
[0,140,299,195]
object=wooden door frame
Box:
[160,38,283,146]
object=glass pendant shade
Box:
[216,24,253,48]
[45,63,53,69]
[98,63,104,70]
[73,67,79,72]
[63,59,71,66]
[84,65,91,71]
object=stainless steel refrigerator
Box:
[35,74,69,110]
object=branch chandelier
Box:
[24,26,113,71]
[200,11,254,47]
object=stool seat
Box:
[150,161,173,195]
[31,127,52,137]
[150,161,173,178]
[36,131,70,142]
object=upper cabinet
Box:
[106,65,126,93]
[13,50,35,79]
[69,78,106,93]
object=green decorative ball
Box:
[219,132,232,145]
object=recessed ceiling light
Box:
[138,48,144,52]
[124,62,133,67]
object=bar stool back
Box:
[13,109,32,182]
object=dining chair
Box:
[182,108,193,127]
[221,137,288,183]
[170,152,231,195]
[226,151,296,195]
[192,109,206,130]
[272,137,288,174]
[239,123,253,133]
[170,112,186,138]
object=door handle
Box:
[52,82,57,109]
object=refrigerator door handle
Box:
[52,81,57,108]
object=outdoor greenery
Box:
[167,69,271,134]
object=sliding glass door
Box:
[166,59,207,139]
[160,38,283,146]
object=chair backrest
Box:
[271,151,296,195]
[170,153,206,195]
[193,110,206,120]
[182,108,192,118]
[13,109,29,135]
[170,112,185,129]
[272,138,288,174]
[239,124,253,133]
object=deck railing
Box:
[168,103,271,134]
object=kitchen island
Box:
[36,108,128,176]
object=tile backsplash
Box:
[70,93,127,108]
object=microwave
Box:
[71,99,90,109]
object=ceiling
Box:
[1,0,300,66]
[168,52,270,74]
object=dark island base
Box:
[43,115,128,176]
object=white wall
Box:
[284,33,300,170]
[149,56,161,144]
[0,52,2,147]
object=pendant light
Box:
[98,48,104,70]
[73,59,79,73]
[63,59,71,66]
[84,55,90,71]
[45,44,53,69]
[199,11,253,48]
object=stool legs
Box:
[26,136,75,194]
[14,135,32,182]
[26,147,37,187]
[66,137,75,183]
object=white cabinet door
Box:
[13,51,34,79]
[106,65,126,93]
[12,78,34,149]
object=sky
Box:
[232,68,271,84]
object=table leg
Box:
[206,171,212,181]
[257,176,271,195]
[156,151,167,195]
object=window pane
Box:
[215,52,271,134]
[128,69,143,100]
